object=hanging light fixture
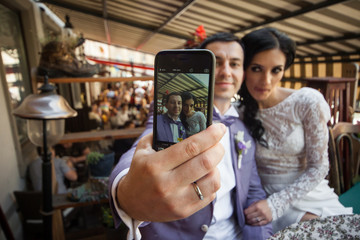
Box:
[13,74,77,239]
[64,14,73,29]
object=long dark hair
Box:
[239,27,296,147]
[180,92,197,130]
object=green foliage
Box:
[101,206,114,228]
[86,151,104,165]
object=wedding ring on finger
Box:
[256,217,261,223]
[192,182,204,200]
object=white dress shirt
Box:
[111,105,242,240]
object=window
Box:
[0,3,31,143]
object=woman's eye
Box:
[272,67,283,73]
[251,66,261,72]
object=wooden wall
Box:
[282,55,360,101]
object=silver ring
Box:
[256,217,261,222]
[192,182,204,200]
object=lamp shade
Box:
[13,91,77,120]
[27,119,65,147]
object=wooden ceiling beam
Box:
[135,0,198,50]
[231,0,350,33]
[296,33,360,46]
[37,0,189,40]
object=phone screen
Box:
[153,49,215,151]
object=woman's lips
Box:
[254,87,268,94]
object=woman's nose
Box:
[261,72,272,84]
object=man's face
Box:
[205,41,244,102]
[165,95,182,118]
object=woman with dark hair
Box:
[180,92,206,136]
[240,27,352,232]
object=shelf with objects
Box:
[33,36,155,193]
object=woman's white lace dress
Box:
[185,111,207,136]
[256,87,353,233]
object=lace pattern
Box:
[269,215,359,239]
[256,88,331,220]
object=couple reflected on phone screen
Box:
[156,91,207,143]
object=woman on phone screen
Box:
[180,92,206,136]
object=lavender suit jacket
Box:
[156,114,186,142]
[109,108,273,240]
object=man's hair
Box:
[163,92,181,104]
[198,32,244,50]
[124,120,134,128]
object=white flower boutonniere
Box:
[235,131,251,169]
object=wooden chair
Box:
[328,122,360,195]
[304,77,357,126]
[342,62,359,113]
[13,191,43,240]
[0,204,15,240]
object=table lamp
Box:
[13,74,77,239]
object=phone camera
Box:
[189,68,193,72]
[204,69,209,73]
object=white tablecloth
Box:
[269,214,360,239]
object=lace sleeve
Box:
[198,112,207,131]
[267,90,331,220]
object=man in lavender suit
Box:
[157,92,187,143]
[109,33,273,240]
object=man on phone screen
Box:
[157,92,187,143]
[109,32,273,240]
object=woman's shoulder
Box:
[264,87,320,110]
[193,111,206,119]
[292,87,327,105]
[292,87,330,120]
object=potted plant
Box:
[102,206,128,239]
[87,150,115,177]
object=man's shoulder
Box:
[159,113,171,121]
[29,157,42,169]
[157,114,165,121]
[232,118,248,131]
[157,114,170,128]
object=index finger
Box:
[156,123,226,170]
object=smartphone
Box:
[153,49,215,151]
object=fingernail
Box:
[218,123,226,132]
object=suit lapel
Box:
[163,115,173,142]
[229,121,246,225]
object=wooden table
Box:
[53,193,109,210]
[59,127,145,144]
[52,178,110,240]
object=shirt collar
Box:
[214,104,239,118]
[166,113,181,122]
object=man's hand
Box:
[116,123,226,222]
[244,199,272,226]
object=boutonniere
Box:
[178,125,185,142]
[235,131,251,168]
